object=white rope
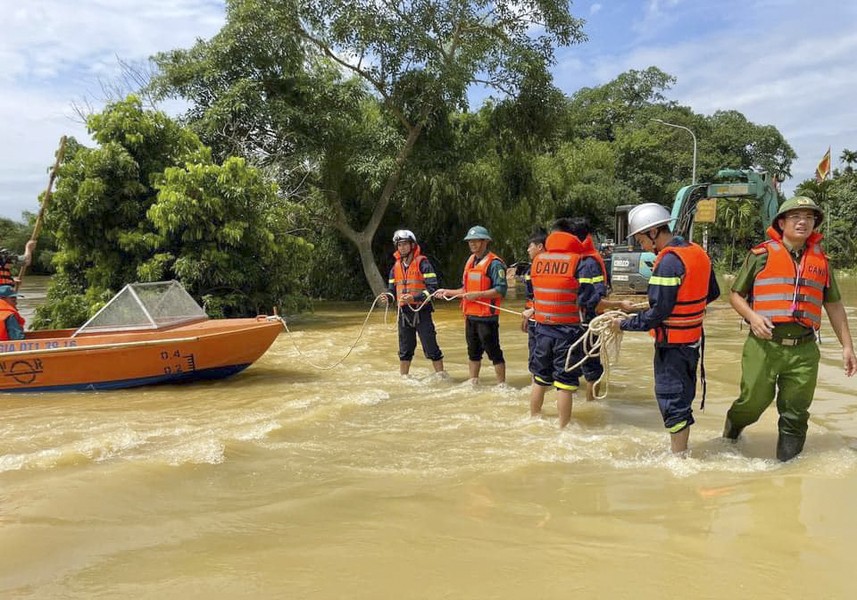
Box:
[396,290,440,313]
[563,306,644,400]
[276,293,394,370]
[437,291,524,316]
[276,288,523,371]
[277,288,635,378]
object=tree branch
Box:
[298,28,386,98]
[363,112,428,238]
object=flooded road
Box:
[2,276,857,598]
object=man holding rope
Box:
[527,217,590,427]
[528,217,636,427]
[438,225,508,385]
[382,229,446,377]
[573,219,637,402]
[612,203,719,454]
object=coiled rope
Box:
[562,304,646,400]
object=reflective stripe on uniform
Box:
[649,275,681,286]
[554,381,578,391]
[668,420,688,433]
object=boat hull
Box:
[0,318,282,393]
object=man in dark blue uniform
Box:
[613,203,720,454]
[383,229,445,377]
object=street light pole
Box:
[652,118,697,184]
[652,118,705,249]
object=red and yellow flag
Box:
[816,146,831,182]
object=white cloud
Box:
[2,0,856,221]
[632,0,684,37]
[0,0,225,220]
[554,0,857,196]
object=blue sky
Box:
[2,0,856,221]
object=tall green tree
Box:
[33,96,312,329]
[703,110,795,179]
[840,148,857,175]
[154,0,586,295]
[565,67,677,142]
[533,138,637,233]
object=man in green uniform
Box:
[723,196,856,461]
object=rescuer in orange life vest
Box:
[380,229,446,377]
[723,196,856,461]
[612,203,720,454]
[437,225,508,385]
[529,217,636,427]
[0,240,37,288]
[0,285,26,341]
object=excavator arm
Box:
[609,168,780,294]
[669,169,779,239]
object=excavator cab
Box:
[610,204,657,294]
[609,169,780,295]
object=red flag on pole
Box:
[816,147,831,182]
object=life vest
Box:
[651,242,711,344]
[462,251,505,317]
[750,227,828,330]
[580,235,608,285]
[531,231,583,325]
[0,261,14,287]
[0,298,25,341]
[392,246,429,307]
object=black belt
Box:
[769,332,816,346]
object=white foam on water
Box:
[232,419,282,441]
[341,389,391,406]
[149,437,227,466]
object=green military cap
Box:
[463,225,492,241]
[773,196,823,229]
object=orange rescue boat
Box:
[0,281,282,392]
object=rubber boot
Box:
[722,417,744,441]
[776,433,806,462]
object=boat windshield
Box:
[73,281,208,336]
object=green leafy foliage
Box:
[799,172,857,268]
[32,97,312,329]
[136,0,823,295]
[152,0,586,296]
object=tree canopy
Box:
[33,96,313,329]
[152,0,587,295]
[27,0,847,327]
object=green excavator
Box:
[608,168,781,294]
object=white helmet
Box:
[392,229,417,244]
[627,203,673,237]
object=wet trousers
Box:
[398,310,443,362]
[725,334,819,438]
[653,345,699,432]
[581,331,604,383]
